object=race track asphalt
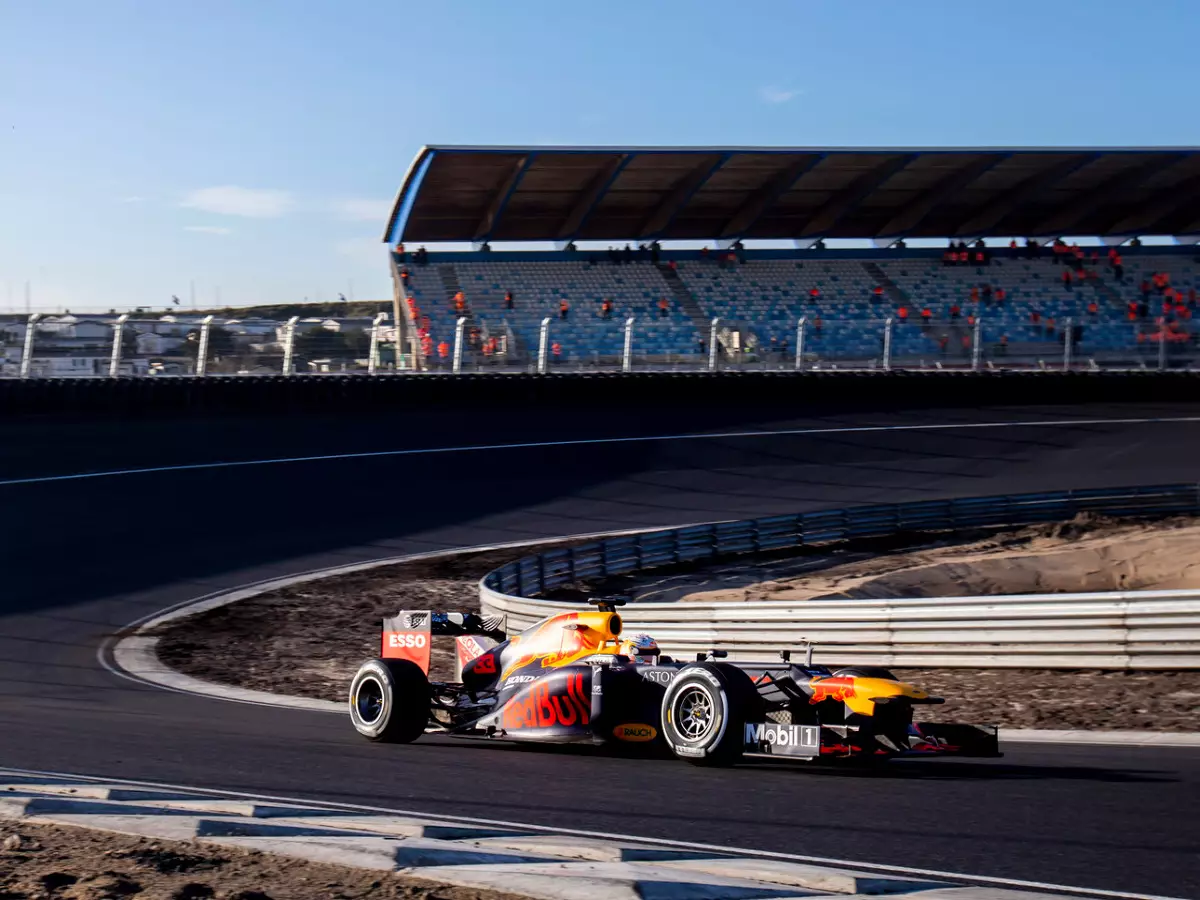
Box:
[0,402,1198,897]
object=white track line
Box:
[98,528,674,706]
[5,414,1200,487]
[0,765,1183,900]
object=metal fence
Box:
[480,484,1200,668]
[1,311,1195,377]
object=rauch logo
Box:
[612,724,657,742]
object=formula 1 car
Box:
[348,600,999,765]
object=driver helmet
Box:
[619,633,660,664]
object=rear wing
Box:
[381,609,507,675]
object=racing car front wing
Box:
[743,722,1001,760]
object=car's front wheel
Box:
[348,658,430,743]
[660,663,757,766]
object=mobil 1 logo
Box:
[744,723,819,758]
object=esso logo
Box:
[388,633,428,649]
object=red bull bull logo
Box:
[808,676,857,705]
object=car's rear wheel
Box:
[349,658,430,743]
[660,663,758,766]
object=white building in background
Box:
[152,315,209,337]
[35,317,110,343]
[223,317,278,337]
[320,317,375,333]
[135,332,184,355]
[35,314,78,335]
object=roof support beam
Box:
[717,154,824,239]
[876,154,1009,237]
[472,154,535,243]
[796,154,918,239]
[555,154,631,241]
[640,153,729,239]
[383,148,435,244]
[1107,173,1200,235]
[952,153,1101,237]
[1029,153,1188,236]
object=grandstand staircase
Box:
[1091,277,1126,310]
[656,263,712,339]
[860,262,912,308]
[862,260,970,354]
[438,266,465,310]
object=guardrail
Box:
[480,483,1200,669]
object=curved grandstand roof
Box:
[383,145,1200,245]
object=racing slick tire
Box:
[349,658,430,743]
[660,663,760,767]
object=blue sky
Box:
[3,0,1199,312]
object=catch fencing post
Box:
[882,317,894,371]
[108,313,129,378]
[971,316,983,371]
[280,315,299,376]
[1158,324,1167,370]
[196,315,214,377]
[367,312,386,375]
[18,314,40,379]
[794,317,806,370]
[708,318,720,371]
[537,317,550,374]
[452,316,466,374]
[1063,316,1073,371]
[622,316,635,372]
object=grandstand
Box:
[396,249,1198,369]
[384,146,1200,371]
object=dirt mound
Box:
[674,514,1200,602]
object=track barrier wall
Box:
[5,369,1200,418]
[480,484,1200,668]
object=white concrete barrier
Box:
[479,585,1200,669]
